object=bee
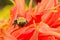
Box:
[13,17,28,28]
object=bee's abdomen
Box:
[18,22,26,27]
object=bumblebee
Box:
[13,17,28,27]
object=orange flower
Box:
[0,0,60,40]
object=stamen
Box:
[10,0,15,5]
[29,0,33,9]
[33,20,36,28]
[33,20,39,32]
[30,20,38,40]
[49,9,58,12]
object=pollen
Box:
[49,9,58,12]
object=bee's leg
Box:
[12,20,17,28]
[26,21,30,26]
[14,24,16,28]
[12,23,16,28]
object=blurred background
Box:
[0,0,60,20]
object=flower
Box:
[0,0,60,40]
